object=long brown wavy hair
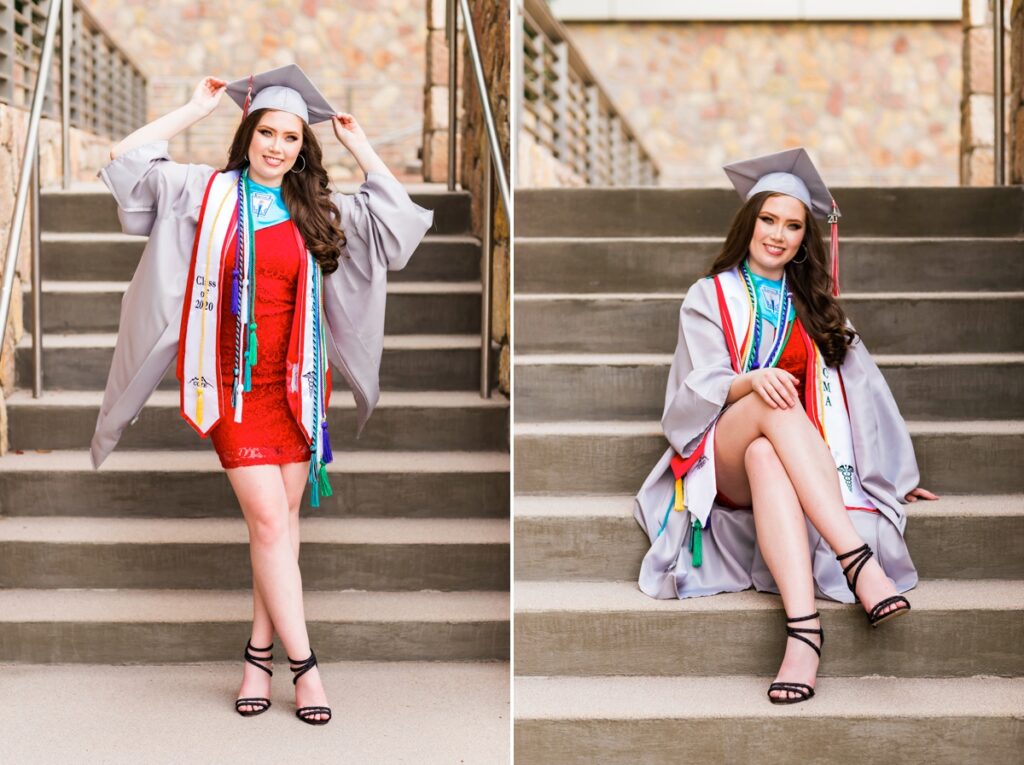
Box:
[706,190,857,367]
[224,108,346,274]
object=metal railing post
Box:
[447,0,458,191]
[62,0,72,188]
[479,150,492,398]
[0,0,63,375]
[994,0,1005,186]
[31,147,42,397]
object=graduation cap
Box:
[723,148,843,295]
[226,64,337,125]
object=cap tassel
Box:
[241,74,255,119]
[829,198,840,297]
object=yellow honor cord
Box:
[674,476,685,511]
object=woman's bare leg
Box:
[743,437,821,700]
[228,464,327,720]
[714,392,904,617]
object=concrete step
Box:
[515,186,1024,238]
[514,579,1024,677]
[41,231,482,282]
[16,333,482,391]
[514,420,1024,494]
[0,516,509,591]
[514,292,1024,354]
[514,675,1024,765]
[6,389,509,452]
[41,186,473,235]
[0,450,509,519]
[0,662,509,764]
[26,280,482,335]
[514,353,1024,422]
[515,236,1024,294]
[514,495,1024,582]
[0,588,509,662]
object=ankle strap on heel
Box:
[836,543,873,594]
[244,639,274,676]
[288,649,318,685]
[784,611,823,657]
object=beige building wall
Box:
[83,0,429,181]
[556,20,962,187]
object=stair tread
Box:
[4,389,509,409]
[0,588,509,622]
[515,420,1024,436]
[515,352,1024,366]
[514,578,1024,613]
[514,493,1024,518]
[0,449,509,472]
[0,515,509,545]
[515,675,1024,719]
[16,332,481,349]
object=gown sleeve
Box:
[661,278,738,456]
[98,139,213,236]
[329,171,434,278]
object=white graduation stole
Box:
[715,268,876,510]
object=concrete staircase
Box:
[0,185,509,667]
[513,187,1024,763]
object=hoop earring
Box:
[791,243,808,264]
[290,155,306,174]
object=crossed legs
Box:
[230,461,330,721]
[714,392,905,699]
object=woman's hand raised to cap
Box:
[190,76,227,116]
[331,112,369,149]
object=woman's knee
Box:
[246,505,290,546]
[744,436,781,472]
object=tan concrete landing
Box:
[0,661,509,764]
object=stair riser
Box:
[515,296,1024,354]
[42,237,481,282]
[41,191,473,235]
[515,239,1024,294]
[0,471,509,519]
[514,361,1024,422]
[8,403,509,452]
[0,620,509,663]
[514,432,1024,494]
[0,541,509,591]
[28,290,481,335]
[16,345,481,391]
[514,514,1024,582]
[515,187,1024,238]
[515,609,1021,677]
[514,718,1023,765]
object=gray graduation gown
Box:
[633,276,920,603]
[90,140,433,469]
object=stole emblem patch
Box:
[188,375,215,390]
[693,455,708,472]
[251,191,274,219]
[837,464,854,492]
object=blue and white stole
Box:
[177,169,334,505]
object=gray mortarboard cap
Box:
[722,147,839,218]
[226,64,336,125]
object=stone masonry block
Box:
[427,29,451,86]
[428,85,450,131]
[968,147,996,185]
[423,130,457,183]
[968,93,996,146]
[428,0,447,30]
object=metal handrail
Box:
[518,0,659,186]
[994,0,1005,185]
[0,0,63,400]
[446,0,511,398]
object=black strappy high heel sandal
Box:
[289,649,332,725]
[235,639,273,716]
[836,543,911,627]
[767,612,823,705]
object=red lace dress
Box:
[209,219,321,469]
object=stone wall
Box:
[1011,0,1024,182]
[460,0,510,395]
[83,0,429,182]
[422,0,463,183]
[557,20,962,187]
[961,0,1013,184]
[0,106,109,454]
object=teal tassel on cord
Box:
[247,322,258,367]
[317,462,333,498]
[308,460,320,508]
[689,518,703,567]
[243,359,252,393]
